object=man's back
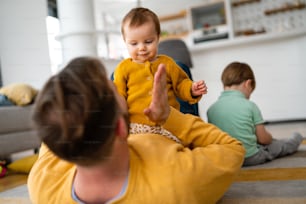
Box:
[29,109,245,204]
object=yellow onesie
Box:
[113,55,201,127]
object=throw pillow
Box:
[7,154,38,174]
[0,94,14,106]
[0,83,38,106]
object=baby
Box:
[113,7,207,141]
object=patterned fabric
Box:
[130,123,182,144]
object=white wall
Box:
[94,0,205,26]
[0,0,52,89]
[190,35,306,121]
[96,0,306,122]
[103,34,306,122]
[1,0,304,122]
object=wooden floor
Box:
[0,173,28,192]
[0,150,33,192]
[265,120,306,140]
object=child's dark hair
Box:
[221,61,256,90]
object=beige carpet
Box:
[218,143,306,204]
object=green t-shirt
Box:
[207,90,264,158]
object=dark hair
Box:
[32,57,120,166]
[221,61,256,90]
[121,7,161,38]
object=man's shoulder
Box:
[28,145,76,203]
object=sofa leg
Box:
[34,148,39,154]
[0,156,12,165]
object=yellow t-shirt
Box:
[28,108,245,204]
[113,55,201,125]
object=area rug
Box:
[218,143,306,204]
[1,143,305,204]
[0,184,29,198]
[0,198,31,204]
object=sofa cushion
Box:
[0,130,41,158]
[0,83,38,106]
[0,130,40,156]
[0,105,35,133]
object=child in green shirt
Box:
[207,61,303,166]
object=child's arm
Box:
[255,124,273,145]
[191,80,208,97]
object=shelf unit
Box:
[96,0,306,58]
[187,0,306,51]
[159,10,187,22]
[264,2,305,15]
[159,10,189,40]
[232,0,261,7]
[189,27,306,52]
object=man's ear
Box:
[115,117,128,139]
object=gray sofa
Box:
[0,104,41,158]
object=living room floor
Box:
[0,121,305,203]
[265,120,306,140]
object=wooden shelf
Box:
[232,0,260,7]
[159,10,187,22]
[160,32,189,40]
[265,3,306,15]
[189,27,306,52]
[235,28,266,36]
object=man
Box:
[28,56,245,204]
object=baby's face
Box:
[123,21,159,63]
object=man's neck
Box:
[74,139,130,203]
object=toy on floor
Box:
[0,160,7,178]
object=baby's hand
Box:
[192,80,208,97]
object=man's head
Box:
[33,57,127,166]
[121,7,161,63]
